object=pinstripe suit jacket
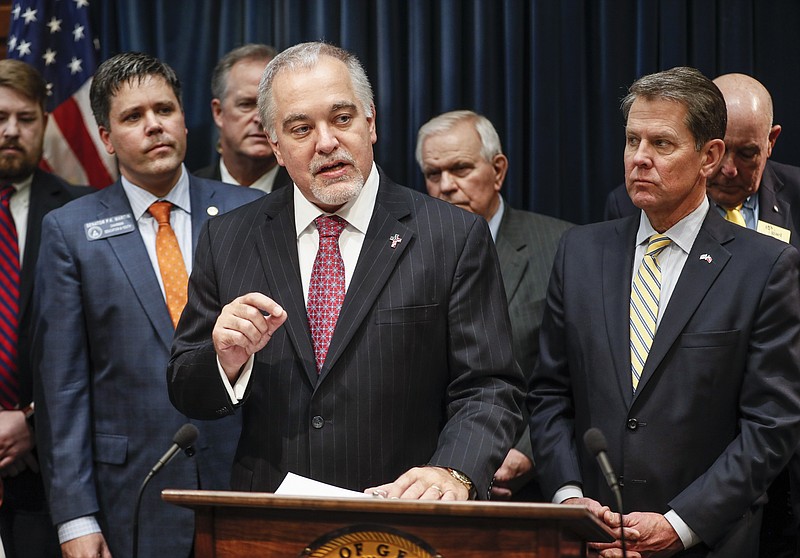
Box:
[168,173,525,498]
[31,175,263,558]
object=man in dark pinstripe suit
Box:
[168,42,525,501]
[417,110,573,500]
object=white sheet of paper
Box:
[274,472,372,498]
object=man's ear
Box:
[701,138,725,178]
[211,98,224,129]
[98,126,115,156]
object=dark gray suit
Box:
[32,175,263,558]
[529,209,800,557]
[494,206,572,468]
[168,173,525,498]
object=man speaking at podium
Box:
[528,67,800,557]
[168,41,525,502]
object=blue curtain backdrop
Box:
[89,0,800,224]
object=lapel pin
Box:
[699,253,713,264]
[207,206,219,216]
[389,233,402,248]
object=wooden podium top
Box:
[163,489,613,544]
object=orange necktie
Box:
[149,201,188,328]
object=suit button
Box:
[311,416,324,429]
[627,418,639,430]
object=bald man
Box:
[604,73,800,249]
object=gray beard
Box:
[310,171,365,207]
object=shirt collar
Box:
[637,195,709,255]
[219,158,280,192]
[294,161,379,238]
[121,164,191,220]
[488,195,504,241]
[4,173,33,194]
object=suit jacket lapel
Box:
[633,211,732,399]
[495,207,527,303]
[757,165,793,230]
[20,171,70,319]
[252,188,318,384]
[319,178,414,380]
[188,176,214,253]
[603,217,639,406]
[100,183,175,350]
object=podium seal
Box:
[301,525,440,558]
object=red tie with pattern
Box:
[307,215,347,373]
[0,184,19,409]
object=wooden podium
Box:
[163,489,613,558]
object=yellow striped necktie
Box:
[724,204,747,227]
[630,234,671,392]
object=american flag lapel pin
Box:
[699,253,713,264]
[389,233,402,248]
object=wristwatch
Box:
[446,467,476,499]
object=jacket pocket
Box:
[94,433,128,465]
[375,304,439,324]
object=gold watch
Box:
[446,467,476,499]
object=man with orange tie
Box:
[30,53,262,558]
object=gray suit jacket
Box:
[495,206,572,459]
[168,173,525,499]
[32,175,263,558]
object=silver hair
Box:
[257,41,374,141]
[415,110,503,169]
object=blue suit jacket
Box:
[31,175,262,558]
[168,173,525,499]
[529,209,800,556]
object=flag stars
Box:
[16,40,31,57]
[21,7,37,24]
[7,36,16,52]
[72,23,85,41]
[68,57,83,75]
[11,4,20,20]
[45,83,53,97]
[73,0,90,8]
[47,17,62,34]
[43,49,57,66]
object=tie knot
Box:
[0,184,14,204]
[149,201,173,225]
[646,234,671,258]
[315,215,347,238]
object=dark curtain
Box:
[90,0,800,224]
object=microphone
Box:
[583,427,626,557]
[132,424,198,558]
[150,423,199,476]
[583,427,620,495]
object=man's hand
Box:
[212,292,287,380]
[592,511,683,558]
[365,466,470,501]
[490,448,534,500]
[61,533,112,558]
[0,409,33,469]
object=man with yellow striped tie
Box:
[529,66,800,558]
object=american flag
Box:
[6,0,116,188]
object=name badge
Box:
[84,213,136,241]
[756,220,791,244]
